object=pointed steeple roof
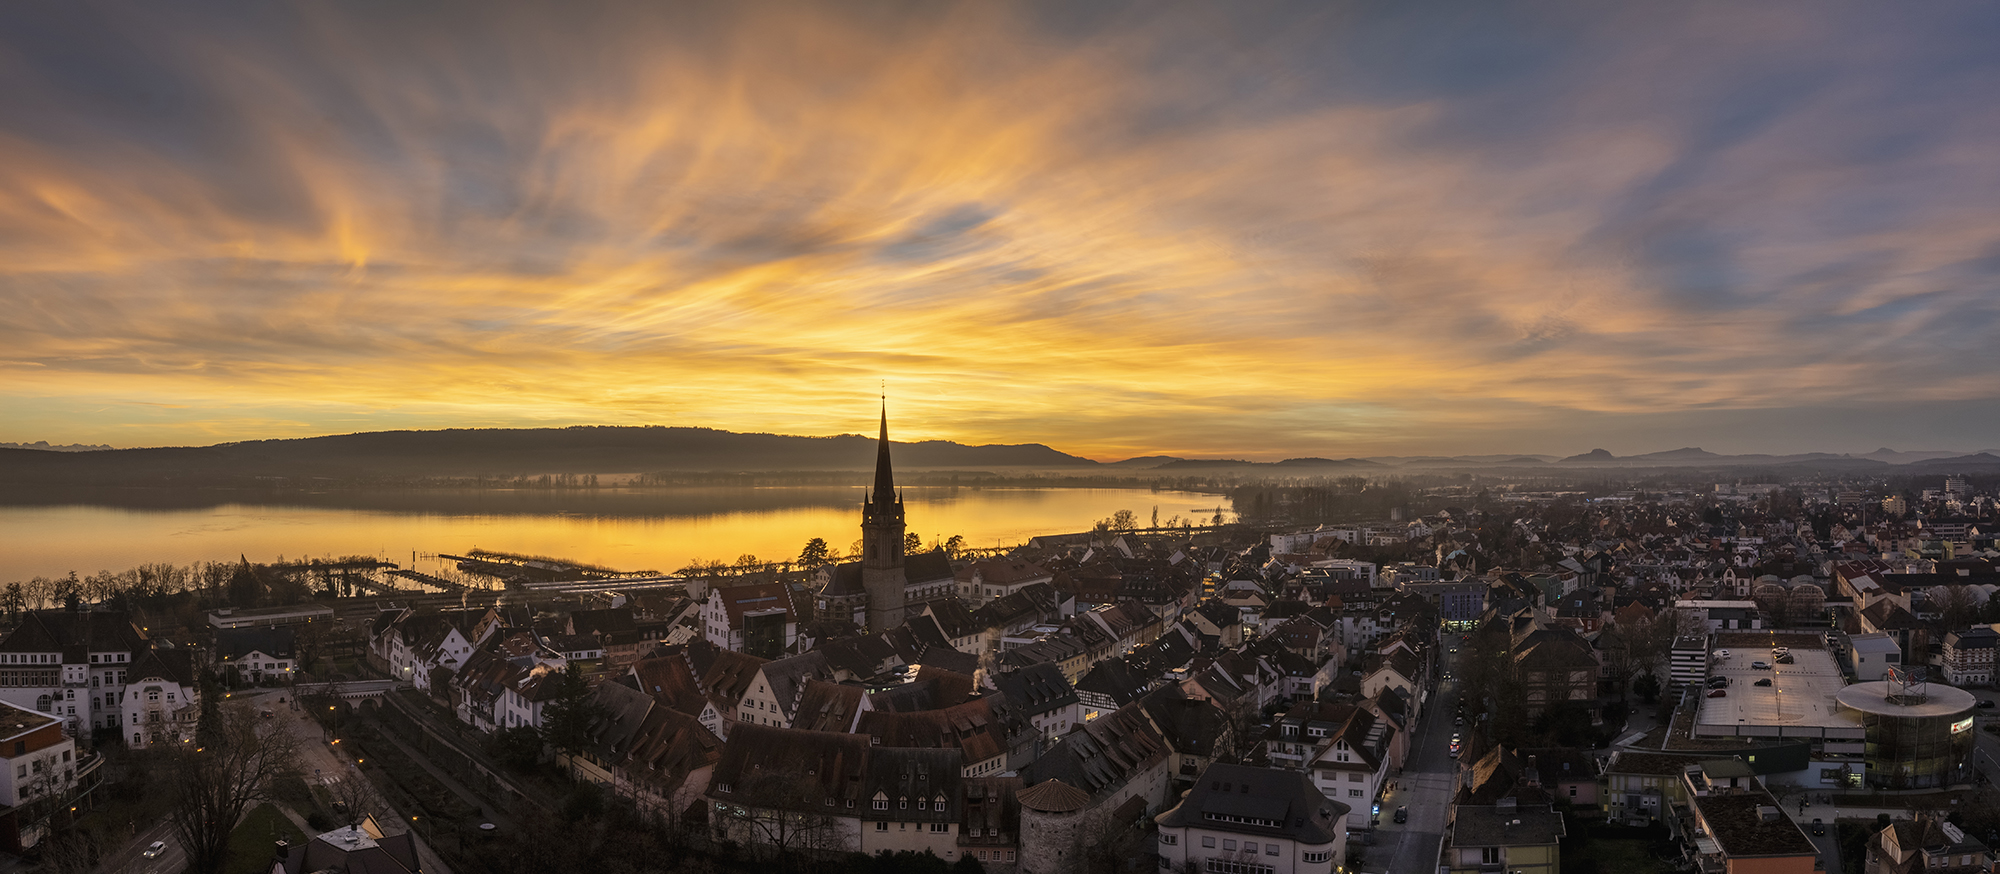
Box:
[872,399,897,507]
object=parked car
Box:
[1811,818,1825,836]
[1978,700,1996,709]
[1707,677,1730,688]
[1716,649,1731,658]
[1394,806,1409,824]
[1751,661,1771,670]
[1708,688,1727,698]
[1755,678,1772,686]
[143,842,166,859]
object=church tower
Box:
[861,401,908,632]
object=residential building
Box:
[0,610,199,747]
[1943,627,1998,687]
[1153,762,1349,874]
[213,626,296,685]
[272,820,422,874]
[1868,814,1996,874]
[1444,799,1565,874]
[702,582,802,658]
[0,700,82,852]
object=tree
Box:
[1633,672,1662,704]
[539,663,601,774]
[1934,584,1981,633]
[1110,509,1137,531]
[169,703,303,874]
[943,535,965,559]
[714,771,854,858]
[799,538,833,569]
[905,532,923,555]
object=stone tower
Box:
[862,402,908,633]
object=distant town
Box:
[3,425,1999,874]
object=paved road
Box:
[1360,631,1463,873]
[259,687,456,874]
[97,818,184,874]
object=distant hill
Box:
[1561,449,1618,463]
[0,426,1098,487]
[1908,452,2000,468]
[1102,455,1186,469]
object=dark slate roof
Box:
[1074,657,1151,706]
[275,826,421,874]
[993,663,1078,717]
[1137,685,1229,758]
[906,549,955,585]
[711,724,873,810]
[1,610,148,656]
[1019,699,1168,797]
[1450,803,1566,848]
[1154,762,1347,846]
[793,679,868,732]
[215,626,297,660]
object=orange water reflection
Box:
[0,487,1233,582]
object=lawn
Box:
[222,803,307,874]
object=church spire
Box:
[872,396,897,507]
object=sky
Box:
[3,1,1999,461]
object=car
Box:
[1754,678,1772,686]
[1708,688,1727,698]
[1454,716,1464,726]
[1979,700,1996,709]
[1449,647,1458,653]
[1811,818,1825,836]
[1707,677,1730,688]
[1394,806,1409,824]
[1717,649,1730,658]
[1751,661,1771,670]
[1775,654,1795,664]
[143,841,166,859]
[1461,634,1470,641]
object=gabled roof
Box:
[711,724,872,811]
[757,651,834,722]
[1154,763,1346,846]
[857,698,1005,765]
[1019,697,1169,797]
[1,610,148,656]
[793,679,869,733]
[215,626,296,660]
[994,663,1078,716]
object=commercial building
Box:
[1833,674,1976,790]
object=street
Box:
[1358,629,1464,873]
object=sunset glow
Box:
[5,2,2000,457]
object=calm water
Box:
[0,487,1233,583]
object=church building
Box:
[814,405,957,632]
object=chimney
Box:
[1496,796,1517,813]
[1757,805,1780,823]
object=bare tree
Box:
[169,703,303,873]
[325,775,378,830]
[712,772,854,859]
[1933,584,1982,633]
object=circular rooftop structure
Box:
[1834,680,1976,717]
[1835,679,1977,790]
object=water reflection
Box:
[0,487,1232,582]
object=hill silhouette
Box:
[0,426,1097,487]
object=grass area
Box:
[222,803,306,874]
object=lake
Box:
[0,487,1234,583]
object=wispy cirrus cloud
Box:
[2,0,1999,457]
